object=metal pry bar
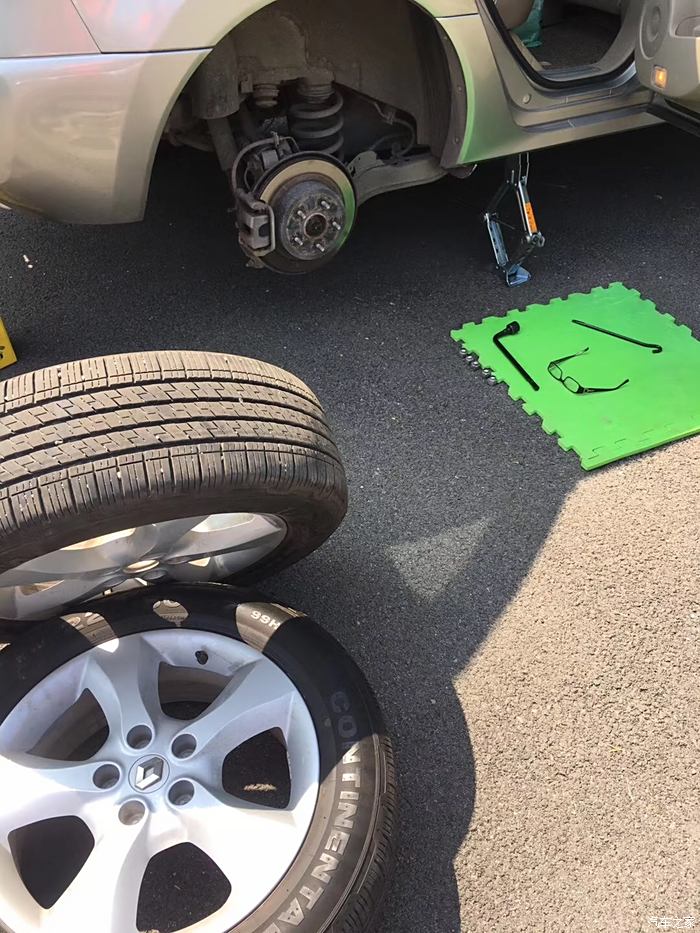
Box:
[572,319,663,353]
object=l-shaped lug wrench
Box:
[492,321,539,391]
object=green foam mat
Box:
[450,283,700,470]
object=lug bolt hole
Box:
[119,801,146,826]
[195,651,209,666]
[126,725,153,750]
[169,780,195,807]
[172,734,197,760]
[93,764,120,790]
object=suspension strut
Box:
[289,79,344,159]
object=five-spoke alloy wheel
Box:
[0,586,396,933]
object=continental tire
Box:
[0,584,397,933]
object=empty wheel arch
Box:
[165,0,466,172]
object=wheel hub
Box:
[250,154,356,273]
[280,183,346,261]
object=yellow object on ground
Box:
[0,318,17,371]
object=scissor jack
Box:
[484,153,545,287]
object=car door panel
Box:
[636,0,700,132]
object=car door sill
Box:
[480,0,633,91]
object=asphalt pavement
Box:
[1,123,698,933]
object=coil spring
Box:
[289,85,344,158]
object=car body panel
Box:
[438,12,656,165]
[635,0,700,126]
[0,50,207,222]
[0,0,98,58]
[71,0,478,52]
[0,0,694,225]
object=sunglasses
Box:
[547,348,629,395]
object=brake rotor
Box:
[253,154,356,274]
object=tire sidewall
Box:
[0,585,384,933]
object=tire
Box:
[0,584,396,933]
[0,350,347,619]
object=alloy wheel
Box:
[0,628,319,933]
[0,513,286,621]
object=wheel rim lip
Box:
[0,628,321,933]
[0,512,288,622]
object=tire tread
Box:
[0,352,346,581]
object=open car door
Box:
[636,0,700,135]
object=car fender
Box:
[71,0,478,52]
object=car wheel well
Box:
[180,0,455,158]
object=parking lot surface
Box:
[1,123,698,932]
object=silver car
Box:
[1,0,698,273]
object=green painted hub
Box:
[451,283,700,470]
